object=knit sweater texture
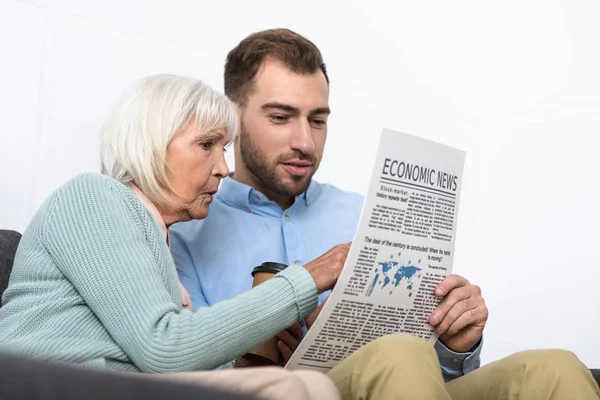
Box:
[0,173,317,372]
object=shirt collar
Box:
[129,183,168,242]
[217,173,320,211]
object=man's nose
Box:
[289,119,315,154]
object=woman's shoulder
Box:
[61,172,122,191]
[52,173,133,202]
[42,173,135,220]
[37,173,147,239]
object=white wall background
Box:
[1,0,599,367]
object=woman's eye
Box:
[200,141,214,150]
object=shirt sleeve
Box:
[169,229,207,310]
[42,176,318,373]
[435,338,483,381]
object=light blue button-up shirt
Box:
[169,175,482,380]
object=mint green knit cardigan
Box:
[0,173,317,372]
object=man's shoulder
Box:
[168,191,254,250]
[311,181,364,208]
[169,218,206,244]
[168,205,224,248]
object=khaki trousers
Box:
[153,334,600,400]
[327,334,600,400]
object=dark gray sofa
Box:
[0,352,257,400]
[0,229,20,307]
[1,229,599,389]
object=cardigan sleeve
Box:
[42,174,317,373]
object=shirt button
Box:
[284,215,291,222]
[253,195,259,202]
[452,358,461,366]
[294,259,301,264]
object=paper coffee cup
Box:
[247,262,288,365]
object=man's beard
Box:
[238,122,317,198]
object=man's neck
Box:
[231,170,295,211]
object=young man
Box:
[170,29,599,398]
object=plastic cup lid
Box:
[251,262,288,277]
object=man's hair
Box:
[100,74,238,204]
[224,28,329,106]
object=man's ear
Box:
[231,101,243,143]
[231,101,242,118]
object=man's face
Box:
[236,58,330,201]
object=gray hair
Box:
[100,74,238,204]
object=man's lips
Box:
[281,160,314,176]
[282,159,312,167]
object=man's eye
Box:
[270,114,289,123]
[311,119,326,126]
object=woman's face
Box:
[163,119,230,224]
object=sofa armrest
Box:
[591,369,600,388]
[0,353,258,400]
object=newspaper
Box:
[285,128,466,372]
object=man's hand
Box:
[276,298,329,366]
[429,274,488,353]
[276,322,303,366]
[304,296,329,331]
[179,282,193,311]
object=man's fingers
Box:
[288,322,303,342]
[277,322,306,365]
[429,285,472,326]
[179,282,193,310]
[433,298,476,335]
[277,340,293,365]
[435,274,470,297]
[306,297,328,330]
[277,329,299,353]
[445,305,487,336]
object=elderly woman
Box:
[0,74,345,399]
